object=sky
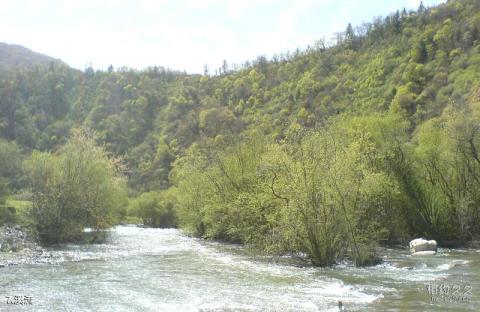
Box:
[0,0,445,74]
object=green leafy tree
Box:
[25,128,128,244]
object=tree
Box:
[0,139,22,191]
[203,64,210,76]
[0,140,22,223]
[345,23,356,49]
[221,60,229,75]
[392,10,402,34]
[389,86,416,117]
[417,1,427,27]
[412,40,428,63]
[0,179,7,207]
[266,123,398,266]
[412,96,480,240]
[25,128,128,244]
[418,1,426,14]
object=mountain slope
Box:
[0,0,479,192]
[0,42,65,72]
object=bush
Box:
[0,139,23,191]
[128,191,177,228]
[25,128,128,244]
[0,205,17,225]
[172,128,399,266]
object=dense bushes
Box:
[24,129,128,244]
[408,95,480,241]
[0,205,16,225]
[0,140,23,226]
[172,136,274,244]
[128,191,177,228]
[0,139,22,204]
[172,95,480,266]
[172,122,404,266]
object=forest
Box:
[1,0,480,266]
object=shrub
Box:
[25,128,128,244]
[128,191,177,228]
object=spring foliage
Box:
[0,0,480,264]
[128,190,177,228]
[25,129,127,243]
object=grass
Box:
[1,199,33,227]
[6,199,32,210]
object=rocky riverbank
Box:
[0,226,114,267]
[0,225,43,267]
[0,225,38,252]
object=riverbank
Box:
[0,225,117,267]
[2,223,479,268]
[0,225,43,267]
[0,225,37,252]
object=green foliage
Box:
[0,181,7,206]
[128,190,177,228]
[1,0,480,261]
[172,135,273,244]
[172,90,480,264]
[2,0,480,192]
[0,139,22,194]
[24,128,128,244]
[0,199,32,227]
[0,139,23,216]
[172,123,402,266]
[390,86,417,117]
[412,40,428,63]
[0,205,16,225]
[411,97,480,240]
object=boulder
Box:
[409,238,437,255]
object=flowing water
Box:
[1,225,479,311]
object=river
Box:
[1,225,479,311]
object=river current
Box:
[1,225,479,311]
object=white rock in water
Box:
[409,238,437,254]
[412,250,437,256]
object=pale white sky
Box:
[0,0,444,73]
